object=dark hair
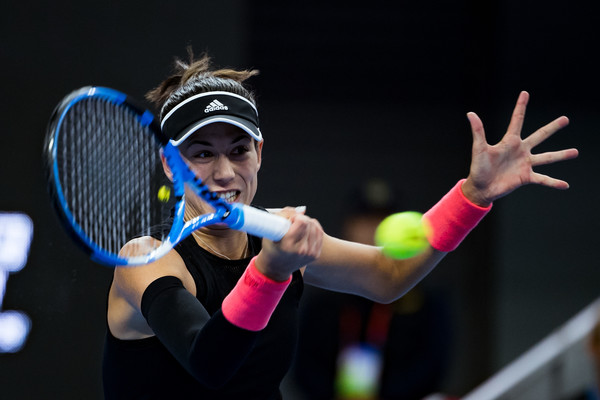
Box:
[146,48,260,121]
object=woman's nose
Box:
[212,156,235,183]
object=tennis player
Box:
[102,52,578,399]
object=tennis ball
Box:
[374,211,431,259]
[157,185,171,202]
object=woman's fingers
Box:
[530,148,579,167]
[524,116,570,149]
[505,91,529,138]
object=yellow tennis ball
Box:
[374,211,432,259]
[157,185,171,202]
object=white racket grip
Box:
[232,204,291,241]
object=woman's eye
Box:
[231,146,250,156]
[192,150,213,159]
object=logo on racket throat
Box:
[204,100,229,113]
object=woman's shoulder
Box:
[113,241,196,305]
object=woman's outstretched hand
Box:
[462,91,579,206]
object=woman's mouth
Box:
[216,190,240,203]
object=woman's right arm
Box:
[108,242,196,339]
[107,241,258,389]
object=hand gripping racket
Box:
[43,86,290,266]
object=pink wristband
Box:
[422,179,492,252]
[221,257,292,331]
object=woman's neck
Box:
[184,203,250,260]
[191,227,249,260]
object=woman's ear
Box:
[256,140,264,169]
[160,149,174,182]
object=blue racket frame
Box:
[46,86,289,266]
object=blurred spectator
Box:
[582,320,600,400]
[291,178,452,400]
[558,316,600,400]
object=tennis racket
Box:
[43,86,290,266]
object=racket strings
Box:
[56,98,168,256]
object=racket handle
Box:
[227,204,291,241]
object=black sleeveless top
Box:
[102,235,304,399]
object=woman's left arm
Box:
[303,235,447,303]
[304,91,578,302]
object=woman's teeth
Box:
[218,191,238,203]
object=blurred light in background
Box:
[0,212,33,353]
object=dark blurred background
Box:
[0,1,598,398]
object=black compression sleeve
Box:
[141,276,258,388]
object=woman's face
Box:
[174,122,263,216]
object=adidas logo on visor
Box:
[204,100,229,113]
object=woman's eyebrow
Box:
[186,139,211,146]
[184,134,250,148]
[231,135,250,144]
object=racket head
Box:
[43,86,178,266]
